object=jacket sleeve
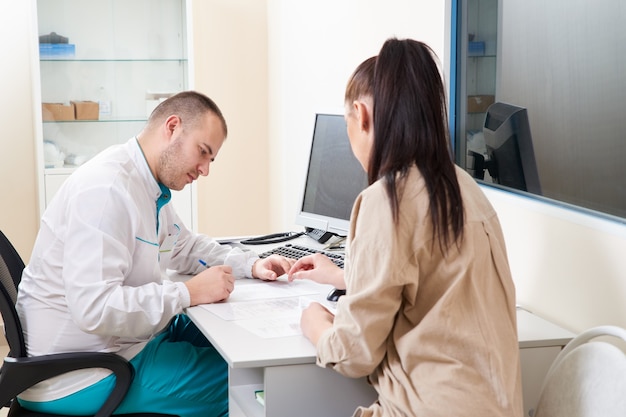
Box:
[316,186,409,378]
[160,204,259,278]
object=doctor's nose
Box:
[198,161,210,177]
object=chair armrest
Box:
[0,351,133,417]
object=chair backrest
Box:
[0,230,27,358]
[532,325,626,417]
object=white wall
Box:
[266,0,447,233]
[191,0,271,237]
[484,186,626,333]
[0,0,40,260]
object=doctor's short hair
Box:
[148,90,228,137]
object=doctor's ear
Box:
[164,115,181,137]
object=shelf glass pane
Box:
[40,58,188,63]
[37,0,189,170]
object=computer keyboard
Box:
[258,243,345,269]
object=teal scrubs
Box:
[19,315,228,417]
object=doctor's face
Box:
[158,112,225,191]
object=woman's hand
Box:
[301,302,334,344]
[287,253,346,289]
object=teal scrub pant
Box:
[19,315,228,417]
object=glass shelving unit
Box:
[33,0,196,228]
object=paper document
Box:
[226,278,321,303]
[199,279,336,338]
[202,297,302,321]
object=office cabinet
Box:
[33,0,196,229]
[454,0,498,174]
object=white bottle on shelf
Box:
[98,86,112,120]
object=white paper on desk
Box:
[227,279,321,303]
[202,297,304,338]
[234,312,303,338]
[299,296,338,316]
[200,280,322,319]
[203,297,301,321]
[232,297,338,338]
[199,279,335,338]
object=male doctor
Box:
[16,91,291,417]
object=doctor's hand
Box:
[287,254,345,289]
[252,254,295,281]
[185,265,235,305]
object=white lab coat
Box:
[16,138,257,401]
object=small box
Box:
[71,101,99,120]
[145,91,176,117]
[39,43,75,59]
[467,95,495,113]
[42,102,75,121]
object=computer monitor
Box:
[482,102,541,194]
[295,112,369,240]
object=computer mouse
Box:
[326,288,346,302]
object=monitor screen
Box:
[481,102,541,194]
[295,112,369,236]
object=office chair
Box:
[532,325,626,417]
[0,230,177,417]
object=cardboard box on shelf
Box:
[71,101,99,120]
[467,95,495,113]
[42,102,75,121]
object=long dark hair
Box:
[346,38,464,251]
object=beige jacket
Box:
[316,166,523,417]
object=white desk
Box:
[186,277,376,417]
[186,238,575,417]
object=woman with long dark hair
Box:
[289,38,523,416]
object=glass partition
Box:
[452,0,626,222]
